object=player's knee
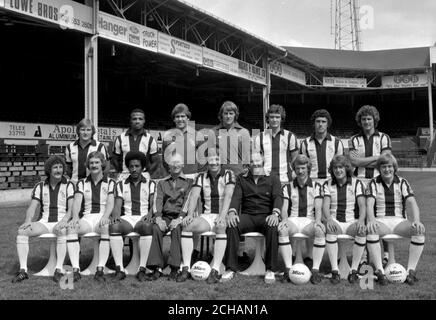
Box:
[135,222,153,236]
[356,229,366,237]
[215,226,226,234]
[109,222,123,234]
[17,228,28,236]
[278,228,288,237]
[314,227,325,238]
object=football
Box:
[190,261,211,281]
[289,263,312,285]
[384,263,407,283]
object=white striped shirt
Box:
[349,131,391,179]
[366,175,414,218]
[31,177,75,223]
[76,176,116,215]
[283,178,323,219]
[254,129,298,184]
[115,176,156,217]
[300,134,344,180]
[193,168,236,214]
[113,129,158,174]
[323,177,365,222]
[65,139,109,182]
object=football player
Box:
[109,151,156,281]
[278,155,325,284]
[254,104,299,185]
[12,156,75,283]
[349,105,392,266]
[112,109,159,181]
[65,118,109,185]
[162,103,205,180]
[66,151,116,282]
[212,101,251,176]
[366,154,425,285]
[300,109,344,185]
[322,155,367,284]
[177,148,235,284]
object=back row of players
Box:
[13,103,425,286]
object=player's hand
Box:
[278,220,289,232]
[367,219,379,234]
[111,217,121,225]
[99,217,111,228]
[53,220,67,235]
[227,212,239,228]
[143,213,153,224]
[326,218,337,234]
[215,215,227,229]
[266,214,279,227]
[315,221,326,233]
[169,218,182,230]
[68,218,79,230]
[412,221,425,235]
[18,222,32,231]
[155,217,167,232]
[356,220,366,234]
[182,215,194,227]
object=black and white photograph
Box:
[0,0,435,304]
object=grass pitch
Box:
[0,172,435,300]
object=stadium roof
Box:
[283,46,432,72]
[172,0,287,55]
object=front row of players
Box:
[13,150,425,285]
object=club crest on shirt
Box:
[102,187,107,194]
[328,145,335,153]
[374,141,380,150]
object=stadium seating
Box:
[291,232,309,264]
[239,232,265,276]
[382,234,404,266]
[80,232,114,275]
[124,232,141,275]
[337,234,354,279]
[34,233,57,277]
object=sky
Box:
[184,0,436,51]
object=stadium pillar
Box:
[84,0,99,130]
[262,55,271,130]
[428,68,434,144]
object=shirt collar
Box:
[309,133,332,141]
[125,128,146,137]
[331,176,352,186]
[124,175,148,184]
[266,128,285,136]
[85,174,108,183]
[73,139,97,147]
[217,122,243,130]
[166,173,187,181]
[44,176,68,185]
[246,170,266,182]
[376,174,400,185]
[207,167,226,180]
[359,130,380,137]
[293,177,313,188]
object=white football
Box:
[289,263,311,285]
[190,261,211,281]
[384,263,407,283]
